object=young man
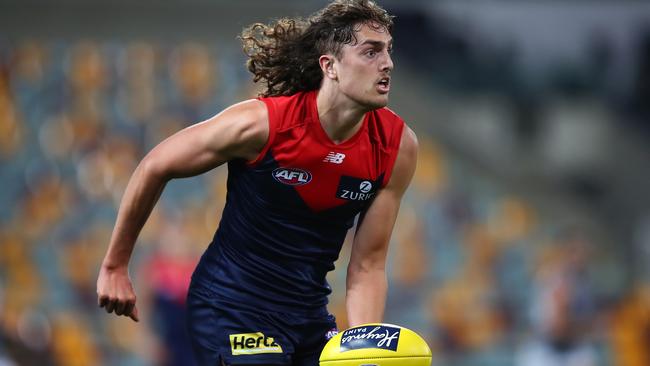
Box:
[97,1,418,365]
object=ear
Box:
[319,54,337,80]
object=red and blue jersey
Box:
[192,90,405,313]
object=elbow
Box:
[139,154,171,183]
[346,263,387,290]
[347,247,388,277]
[347,259,386,279]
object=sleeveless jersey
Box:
[192,90,405,313]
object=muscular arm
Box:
[345,126,418,327]
[97,99,268,321]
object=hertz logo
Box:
[229,332,283,355]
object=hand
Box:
[97,264,140,322]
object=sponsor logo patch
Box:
[229,332,283,355]
[340,325,401,352]
[323,152,346,164]
[336,176,378,202]
[359,180,373,193]
[272,167,312,186]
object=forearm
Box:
[102,159,167,268]
[343,128,417,327]
[345,268,388,327]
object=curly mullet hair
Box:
[240,0,394,97]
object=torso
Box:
[191,90,405,313]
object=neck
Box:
[316,86,369,144]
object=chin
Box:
[369,97,389,109]
[349,92,389,111]
[359,95,389,110]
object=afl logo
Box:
[272,168,312,186]
[359,181,372,193]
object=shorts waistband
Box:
[188,280,330,318]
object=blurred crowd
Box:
[0,35,649,366]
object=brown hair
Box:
[240,0,394,97]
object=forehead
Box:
[351,22,392,46]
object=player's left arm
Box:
[345,125,418,327]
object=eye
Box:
[365,49,377,58]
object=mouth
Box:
[376,76,390,94]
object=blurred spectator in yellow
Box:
[428,224,509,360]
[169,42,217,118]
[0,71,23,158]
[51,312,99,366]
[516,228,598,366]
[610,286,650,366]
[116,42,160,125]
[0,231,53,365]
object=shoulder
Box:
[375,106,402,121]
[221,99,268,141]
[258,91,311,112]
[203,99,269,161]
[258,91,311,106]
[225,93,309,163]
[371,107,404,130]
[367,107,405,144]
[399,125,418,159]
[222,98,268,125]
[258,91,314,129]
[383,124,418,194]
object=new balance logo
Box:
[323,152,346,164]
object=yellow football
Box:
[320,323,432,366]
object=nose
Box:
[381,51,393,72]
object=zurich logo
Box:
[339,325,401,352]
[359,181,372,193]
[272,167,312,186]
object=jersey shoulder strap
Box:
[367,107,406,187]
[250,91,313,165]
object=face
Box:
[331,22,394,110]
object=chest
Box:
[251,127,386,213]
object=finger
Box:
[129,305,140,322]
[114,301,126,316]
[98,295,109,308]
[105,299,116,313]
[123,302,135,318]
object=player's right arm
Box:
[96,99,269,322]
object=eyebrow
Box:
[358,39,393,48]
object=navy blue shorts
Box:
[186,286,338,366]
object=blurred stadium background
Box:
[1,0,650,365]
